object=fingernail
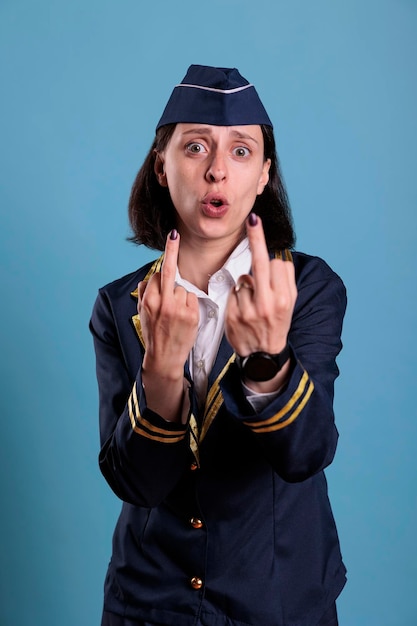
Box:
[170,229,178,240]
[248,213,258,227]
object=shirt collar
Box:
[222,237,251,284]
[175,238,252,295]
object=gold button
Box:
[190,517,203,529]
[190,461,198,471]
[190,576,203,590]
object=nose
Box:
[205,151,227,183]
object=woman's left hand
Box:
[225,214,297,391]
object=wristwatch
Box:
[235,344,290,382]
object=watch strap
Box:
[235,344,291,382]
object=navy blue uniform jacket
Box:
[90,250,347,626]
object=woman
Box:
[90,65,347,626]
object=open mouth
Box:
[201,193,229,217]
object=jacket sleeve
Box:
[89,288,192,507]
[220,255,347,483]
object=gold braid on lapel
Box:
[130,254,164,348]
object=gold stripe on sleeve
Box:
[131,426,187,444]
[128,382,187,443]
[243,371,314,433]
[244,371,310,429]
[249,381,314,433]
[135,413,187,437]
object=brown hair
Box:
[128,124,295,251]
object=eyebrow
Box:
[180,127,260,144]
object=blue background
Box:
[1,1,416,624]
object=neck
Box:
[177,235,241,292]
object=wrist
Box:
[236,344,291,383]
[241,358,290,394]
[141,368,188,424]
[142,354,185,384]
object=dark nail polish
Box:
[170,229,178,240]
[248,213,258,227]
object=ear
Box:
[257,158,271,195]
[154,151,168,187]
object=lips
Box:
[201,193,229,217]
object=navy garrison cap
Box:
[156,64,273,130]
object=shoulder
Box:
[291,250,342,283]
[91,258,160,327]
[98,258,160,301]
[292,250,345,290]
[290,250,347,313]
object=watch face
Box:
[243,353,279,382]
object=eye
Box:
[232,146,250,158]
[186,142,207,154]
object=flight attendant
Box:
[90,64,347,626]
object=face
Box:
[155,124,270,249]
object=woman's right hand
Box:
[138,230,199,422]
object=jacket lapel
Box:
[200,334,235,443]
[130,254,164,348]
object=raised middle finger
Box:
[246,214,271,302]
[161,229,180,296]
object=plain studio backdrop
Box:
[0,1,416,624]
